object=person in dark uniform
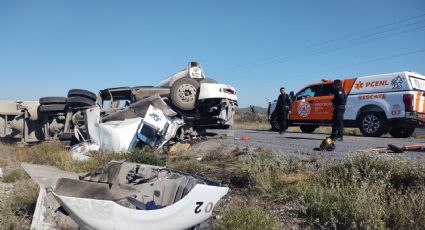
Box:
[276,87,292,134]
[331,79,346,141]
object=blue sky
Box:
[1,0,424,107]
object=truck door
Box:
[311,83,334,121]
[291,85,322,121]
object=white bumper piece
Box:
[198,83,238,101]
[53,184,229,230]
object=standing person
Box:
[276,87,292,134]
[331,79,346,141]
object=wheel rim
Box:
[177,84,197,103]
[362,114,380,134]
[272,116,280,130]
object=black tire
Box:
[300,125,317,133]
[270,112,280,131]
[59,132,74,147]
[200,78,217,84]
[170,78,200,111]
[39,104,67,112]
[389,127,415,138]
[67,96,96,107]
[68,89,97,101]
[358,112,388,137]
[39,97,67,105]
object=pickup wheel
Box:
[358,112,388,137]
[170,78,200,111]
[300,125,317,133]
[389,127,415,138]
[68,89,97,101]
[39,97,67,105]
[270,112,280,131]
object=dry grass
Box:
[282,154,425,229]
[214,202,280,230]
[233,122,271,130]
[0,178,38,229]
[12,142,128,173]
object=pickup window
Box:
[318,84,334,97]
[296,85,321,100]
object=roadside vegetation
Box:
[1,141,425,229]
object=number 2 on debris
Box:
[195,202,214,214]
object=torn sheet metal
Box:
[22,161,229,230]
[85,106,142,152]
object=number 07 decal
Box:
[194,202,214,214]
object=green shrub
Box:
[126,150,165,166]
[282,154,425,229]
[2,169,24,183]
[13,142,128,172]
[230,149,300,195]
[214,204,279,230]
[0,179,39,229]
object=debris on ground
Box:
[0,167,3,178]
[366,144,425,153]
[168,143,191,154]
[234,136,251,141]
[22,161,228,230]
[319,137,335,151]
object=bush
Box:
[2,169,24,183]
[282,154,425,229]
[0,179,39,229]
[214,204,279,230]
[126,150,165,166]
[230,149,302,195]
[13,142,128,172]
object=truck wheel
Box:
[39,97,67,105]
[68,89,97,101]
[39,104,67,112]
[67,96,96,107]
[59,132,74,147]
[300,125,317,133]
[270,112,280,131]
[358,112,388,137]
[389,127,415,138]
[170,78,200,111]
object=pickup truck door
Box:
[310,83,334,121]
[290,85,322,121]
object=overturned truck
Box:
[0,62,238,147]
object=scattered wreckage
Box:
[22,161,229,230]
[0,62,238,151]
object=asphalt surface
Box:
[210,129,425,160]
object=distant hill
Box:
[237,106,268,113]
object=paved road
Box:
[210,129,425,160]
